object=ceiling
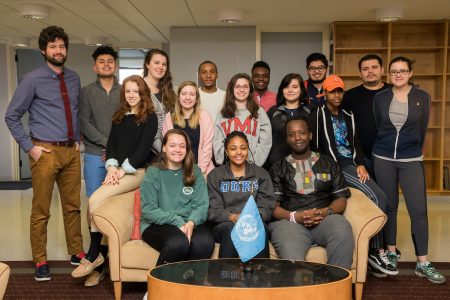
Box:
[0,0,449,47]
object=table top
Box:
[149,259,350,288]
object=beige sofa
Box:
[92,187,386,300]
[0,262,10,300]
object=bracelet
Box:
[289,211,297,223]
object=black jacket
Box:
[269,152,350,212]
[372,85,430,159]
[309,106,365,167]
[266,104,313,167]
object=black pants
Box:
[211,222,270,259]
[374,157,429,256]
[142,224,215,266]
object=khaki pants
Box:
[29,142,83,263]
[89,168,145,232]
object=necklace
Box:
[169,169,181,176]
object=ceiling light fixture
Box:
[375,7,403,22]
[85,37,106,47]
[11,37,30,47]
[218,9,243,23]
[20,3,50,19]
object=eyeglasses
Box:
[389,69,410,76]
[308,65,327,72]
[234,85,250,90]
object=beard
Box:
[309,78,325,85]
[292,145,310,156]
[44,53,66,67]
[98,74,115,79]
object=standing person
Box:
[266,73,313,167]
[304,53,328,106]
[251,61,277,112]
[78,45,121,286]
[309,75,394,276]
[72,75,158,279]
[143,49,176,152]
[5,26,84,281]
[208,131,275,258]
[213,73,272,167]
[140,129,215,266]
[198,60,226,120]
[163,81,215,175]
[341,54,390,179]
[269,117,354,270]
[373,57,446,284]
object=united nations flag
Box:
[231,195,265,262]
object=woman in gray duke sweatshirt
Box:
[213,73,272,166]
[208,131,275,258]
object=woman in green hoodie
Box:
[140,129,215,265]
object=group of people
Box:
[4,25,445,288]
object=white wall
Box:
[170,26,257,89]
[0,44,15,180]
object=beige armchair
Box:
[92,187,386,300]
[0,262,10,299]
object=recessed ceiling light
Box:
[20,3,50,19]
[218,9,243,23]
[85,37,107,46]
[376,7,403,22]
[11,37,30,47]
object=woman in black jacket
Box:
[373,57,445,284]
[309,75,393,276]
[266,73,313,167]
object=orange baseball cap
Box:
[323,75,345,92]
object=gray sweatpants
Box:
[269,214,354,269]
[374,157,429,256]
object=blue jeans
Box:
[83,153,106,197]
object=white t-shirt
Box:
[199,88,226,122]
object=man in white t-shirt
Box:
[198,60,226,121]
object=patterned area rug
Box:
[4,272,449,299]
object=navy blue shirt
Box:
[5,63,81,152]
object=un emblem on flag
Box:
[235,214,259,242]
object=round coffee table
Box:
[147,259,352,300]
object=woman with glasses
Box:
[213,73,272,166]
[373,57,446,284]
[309,75,392,276]
[266,73,313,168]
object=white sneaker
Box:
[143,291,148,300]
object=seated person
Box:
[207,131,275,258]
[269,117,354,269]
[140,129,215,266]
[309,75,394,275]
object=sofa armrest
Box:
[344,188,386,283]
[92,190,135,282]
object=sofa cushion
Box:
[131,189,142,240]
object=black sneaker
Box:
[71,252,86,266]
[368,264,387,278]
[35,263,51,281]
[368,248,399,276]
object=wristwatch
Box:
[326,206,333,216]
